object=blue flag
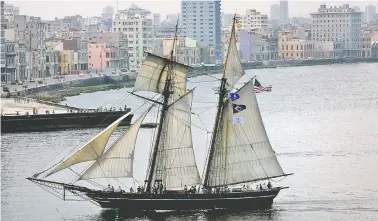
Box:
[230,93,240,101]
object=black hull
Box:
[87,189,281,211]
[1,110,133,133]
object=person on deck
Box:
[259,184,263,191]
[267,181,272,189]
[116,186,122,192]
[184,185,187,193]
[129,187,134,193]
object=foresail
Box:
[206,80,285,187]
[46,113,131,177]
[78,108,151,180]
[223,20,245,90]
[151,91,201,189]
[133,52,189,100]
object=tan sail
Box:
[206,80,285,187]
[151,91,201,189]
[47,113,131,177]
[78,108,151,180]
[222,19,245,90]
[133,52,190,101]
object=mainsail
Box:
[78,108,151,180]
[47,113,132,177]
[203,15,288,188]
[133,52,190,101]
[150,91,201,189]
[205,80,285,187]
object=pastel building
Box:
[88,43,109,71]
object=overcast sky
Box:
[7,0,378,20]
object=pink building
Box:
[88,43,110,71]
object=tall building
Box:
[365,5,377,23]
[102,5,114,21]
[244,9,268,36]
[280,0,289,24]
[270,4,280,21]
[310,4,362,57]
[181,0,221,61]
[3,2,19,22]
[113,4,153,70]
[1,1,7,81]
[153,13,161,27]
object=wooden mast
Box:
[203,14,236,188]
[145,20,179,193]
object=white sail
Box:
[223,21,245,90]
[133,52,189,100]
[78,108,150,180]
[206,80,285,187]
[47,113,131,177]
[151,91,201,189]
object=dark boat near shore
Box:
[27,16,292,213]
[1,110,133,133]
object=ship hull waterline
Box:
[87,189,282,211]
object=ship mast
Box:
[203,15,236,188]
[145,20,179,193]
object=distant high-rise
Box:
[153,13,161,27]
[181,0,221,61]
[270,4,280,21]
[101,5,114,21]
[279,0,289,24]
[365,5,377,23]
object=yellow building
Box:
[278,30,305,60]
[60,50,74,74]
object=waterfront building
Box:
[181,0,221,62]
[112,4,153,70]
[244,9,268,36]
[310,4,362,58]
[1,1,6,82]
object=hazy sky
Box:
[7,0,378,20]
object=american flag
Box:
[254,79,272,93]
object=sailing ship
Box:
[27,15,292,211]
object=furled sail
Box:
[46,113,131,177]
[133,52,190,100]
[206,80,285,187]
[223,20,245,90]
[78,108,151,180]
[150,91,201,189]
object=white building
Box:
[3,2,19,22]
[365,5,377,23]
[244,9,268,36]
[153,13,161,27]
[310,4,362,57]
[113,4,153,70]
[84,16,101,26]
[270,4,280,21]
[280,0,289,24]
[181,1,222,61]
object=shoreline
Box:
[18,59,378,103]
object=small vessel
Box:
[27,15,292,212]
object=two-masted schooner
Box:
[27,15,292,211]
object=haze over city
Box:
[8,0,378,20]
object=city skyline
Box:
[7,0,378,20]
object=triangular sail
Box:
[223,18,245,90]
[205,80,285,187]
[78,108,151,180]
[149,91,201,189]
[46,113,131,177]
[133,52,190,101]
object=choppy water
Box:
[2,63,378,221]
